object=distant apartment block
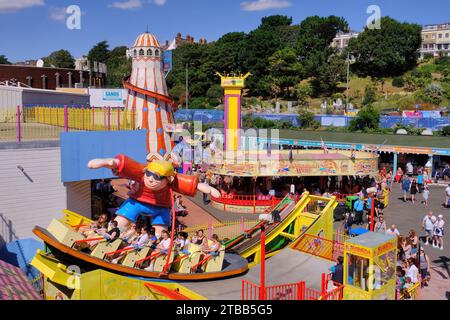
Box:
[331,23,450,59]
[331,31,360,52]
[421,23,450,58]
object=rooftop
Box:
[278,130,450,150]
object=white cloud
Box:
[241,0,292,11]
[0,0,45,12]
[153,0,167,5]
[49,6,66,22]
[110,0,143,10]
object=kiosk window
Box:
[347,254,370,292]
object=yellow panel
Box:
[227,96,238,151]
[224,89,242,95]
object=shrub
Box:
[298,110,316,128]
[441,125,450,136]
[348,105,380,131]
[392,77,405,88]
[363,85,377,106]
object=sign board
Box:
[88,88,127,108]
[103,90,123,101]
[163,50,173,76]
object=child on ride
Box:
[88,155,220,237]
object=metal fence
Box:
[241,278,341,301]
[174,109,450,130]
[0,105,137,143]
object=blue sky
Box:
[1,0,450,62]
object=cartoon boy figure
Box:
[88,154,220,237]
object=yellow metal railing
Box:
[183,218,260,242]
[398,281,421,300]
[26,106,136,131]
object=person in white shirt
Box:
[157,230,172,254]
[422,211,436,246]
[433,214,445,250]
[405,257,419,283]
[144,230,172,271]
[406,162,414,176]
[386,224,400,237]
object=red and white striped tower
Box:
[124,32,175,161]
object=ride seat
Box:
[47,219,84,247]
[91,239,122,260]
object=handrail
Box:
[167,254,190,267]
[143,283,190,300]
[190,254,212,271]
[74,237,104,243]
[135,251,162,265]
[70,224,90,229]
[105,246,134,256]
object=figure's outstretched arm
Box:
[197,183,221,198]
[88,158,119,170]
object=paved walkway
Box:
[381,183,449,300]
[189,193,259,222]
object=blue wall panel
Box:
[60,130,148,182]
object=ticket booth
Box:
[343,232,397,300]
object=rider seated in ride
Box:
[88,155,220,238]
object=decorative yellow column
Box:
[216,72,250,152]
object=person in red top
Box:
[88,155,220,236]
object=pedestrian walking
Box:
[418,248,431,287]
[402,175,411,202]
[409,179,419,204]
[422,211,436,246]
[417,171,424,193]
[433,214,445,250]
[422,185,430,206]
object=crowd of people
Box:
[75,213,222,273]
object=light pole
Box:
[185,63,189,110]
[345,52,350,113]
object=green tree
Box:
[43,49,75,69]
[268,47,304,97]
[293,83,312,106]
[349,105,380,131]
[363,85,377,106]
[88,41,110,63]
[296,15,348,78]
[311,54,346,95]
[206,84,223,103]
[106,46,131,87]
[348,17,422,78]
[0,55,11,65]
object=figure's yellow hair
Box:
[146,160,175,177]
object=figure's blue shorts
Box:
[116,198,171,226]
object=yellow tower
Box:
[216,72,251,152]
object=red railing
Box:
[305,287,322,300]
[320,284,344,300]
[211,194,283,213]
[242,279,337,301]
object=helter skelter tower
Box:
[123,32,175,161]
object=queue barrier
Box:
[242,276,342,301]
[211,194,283,214]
